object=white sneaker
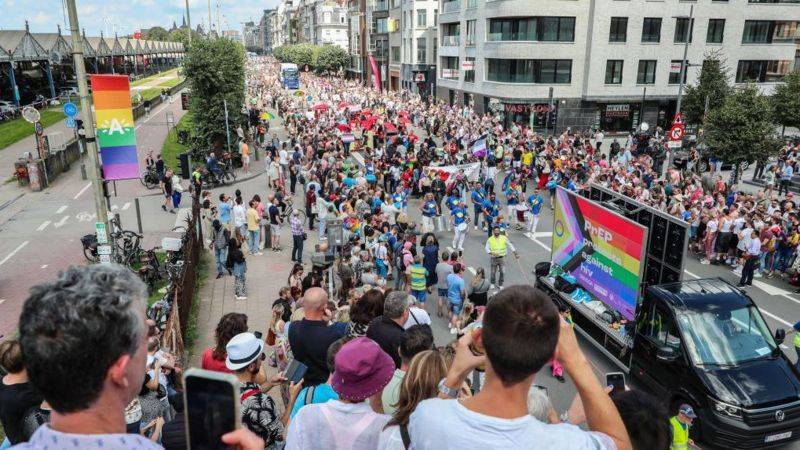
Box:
[236,296,247,300]
[490,284,496,289]
[700,259,710,265]
[754,272,762,278]
[474,226,478,231]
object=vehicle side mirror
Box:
[657,346,680,362]
[775,328,786,345]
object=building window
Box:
[441,56,459,79]
[637,60,656,84]
[464,57,475,82]
[609,17,628,43]
[668,60,688,84]
[466,0,477,8]
[442,23,460,46]
[487,17,575,42]
[707,19,725,43]
[605,60,623,84]
[433,10,438,26]
[392,46,400,63]
[642,17,662,43]
[375,18,389,33]
[675,18,694,43]
[433,37,437,60]
[417,10,427,28]
[486,59,572,83]
[417,37,427,63]
[442,0,459,13]
[466,20,476,45]
[736,60,792,82]
[742,20,772,43]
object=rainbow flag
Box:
[90,75,139,180]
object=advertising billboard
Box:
[90,75,139,180]
[551,187,648,320]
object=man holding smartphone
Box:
[227,333,304,448]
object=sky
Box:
[0,0,280,37]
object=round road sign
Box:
[63,102,78,117]
[22,106,40,123]
[669,125,685,141]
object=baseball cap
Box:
[679,404,697,419]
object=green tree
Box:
[705,84,780,175]
[313,45,349,73]
[183,38,246,150]
[145,26,170,41]
[772,70,800,134]
[291,44,315,68]
[169,28,202,48]
[681,53,732,126]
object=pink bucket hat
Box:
[331,337,394,402]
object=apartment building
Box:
[436,0,799,133]
[388,0,438,95]
[315,1,349,50]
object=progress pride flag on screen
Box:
[90,75,139,180]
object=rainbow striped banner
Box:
[90,75,138,180]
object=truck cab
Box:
[632,278,800,449]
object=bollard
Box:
[135,198,143,234]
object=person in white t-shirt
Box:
[408,286,631,450]
[403,295,431,329]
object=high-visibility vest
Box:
[670,416,690,450]
[410,265,427,291]
[794,332,800,348]
[488,235,508,256]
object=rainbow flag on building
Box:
[90,75,139,180]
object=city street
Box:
[0,95,191,337]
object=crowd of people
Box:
[3,55,799,450]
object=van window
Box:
[645,306,681,349]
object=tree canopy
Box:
[274,44,348,72]
[183,37,246,150]
[772,70,800,133]
[681,53,732,126]
[705,84,780,166]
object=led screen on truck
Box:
[551,187,648,320]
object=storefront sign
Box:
[605,104,630,118]
[461,60,474,70]
[503,103,553,115]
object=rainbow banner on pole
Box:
[90,75,138,180]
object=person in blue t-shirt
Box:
[446,264,466,332]
[392,185,408,212]
[482,193,500,238]
[471,182,487,231]
[218,193,233,229]
[505,185,523,230]
[445,191,461,232]
[421,193,439,233]
[451,200,469,252]
[526,188,544,234]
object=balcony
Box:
[442,35,460,46]
[372,0,389,12]
[442,0,459,13]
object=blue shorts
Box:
[449,301,462,315]
[412,289,427,303]
[438,288,448,297]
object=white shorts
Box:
[243,155,250,164]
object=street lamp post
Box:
[65,0,111,251]
[185,0,192,46]
[675,4,694,116]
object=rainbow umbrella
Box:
[259,112,276,120]
[294,90,306,97]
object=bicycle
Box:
[279,198,306,222]
[140,164,160,189]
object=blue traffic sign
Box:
[63,102,78,117]
[65,117,77,128]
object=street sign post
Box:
[669,125,685,141]
[63,102,78,117]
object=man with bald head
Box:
[287,287,347,386]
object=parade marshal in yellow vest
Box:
[670,404,697,450]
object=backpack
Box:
[393,243,406,271]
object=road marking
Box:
[56,205,68,214]
[759,308,793,327]
[0,299,4,305]
[111,204,119,211]
[73,182,92,200]
[684,270,701,279]
[135,101,173,130]
[36,221,51,231]
[40,264,48,269]
[76,211,96,222]
[523,232,551,251]
[121,202,131,211]
[53,215,70,228]
[0,241,29,267]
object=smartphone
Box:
[606,372,626,396]
[284,359,308,384]
[184,368,241,450]
[253,331,263,340]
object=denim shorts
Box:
[450,301,462,315]
[412,289,427,303]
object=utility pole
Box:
[675,4,693,116]
[185,0,192,45]
[66,0,110,246]
[208,0,213,34]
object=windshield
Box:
[678,305,777,366]
[283,68,298,77]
